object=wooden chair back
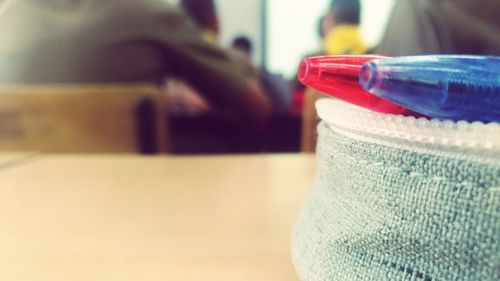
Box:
[301,88,324,153]
[0,84,168,153]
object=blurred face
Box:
[322,13,336,37]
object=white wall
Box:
[361,0,395,48]
[216,0,262,65]
[267,0,328,78]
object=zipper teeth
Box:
[316,98,500,164]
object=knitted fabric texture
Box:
[292,122,500,281]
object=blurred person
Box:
[231,36,254,67]
[324,0,366,55]
[230,35,292,113]
[179,0,219,44]
[173,1,270,117]
[377,0,500,56]
[0,0,270,123]
[231,36,253,58]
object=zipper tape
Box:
[316,98,500,164]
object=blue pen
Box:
[359,55,500,123]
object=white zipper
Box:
[316,98,500,165]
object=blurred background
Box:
[167,0,395,154]
[166,0,395,77]
[0,0,498,155]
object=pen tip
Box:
[298,59,308,82]
[359,62,377,91]
[298,58,319,87]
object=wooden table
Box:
[0,152,38,172]
[0,154,315,280]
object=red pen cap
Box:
[298,55,407,114]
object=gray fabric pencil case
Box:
[292,98,500,281]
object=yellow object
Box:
[323,25,366,55]
[202,29,218,44]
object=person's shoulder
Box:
[95,0,188,32]
[115,0,183,17]
[115,0,190,28]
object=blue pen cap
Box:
[359,55,500,123]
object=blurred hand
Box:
[164,78,212,115]
[239,78,272,128]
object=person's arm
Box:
[239,79,271,124]
[375,0,441,56]
[376,0,500,56]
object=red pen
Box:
[298,55,408,114]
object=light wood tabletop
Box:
[0,152,38,172]
[0,153,315,281]
[0,152,34,163]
